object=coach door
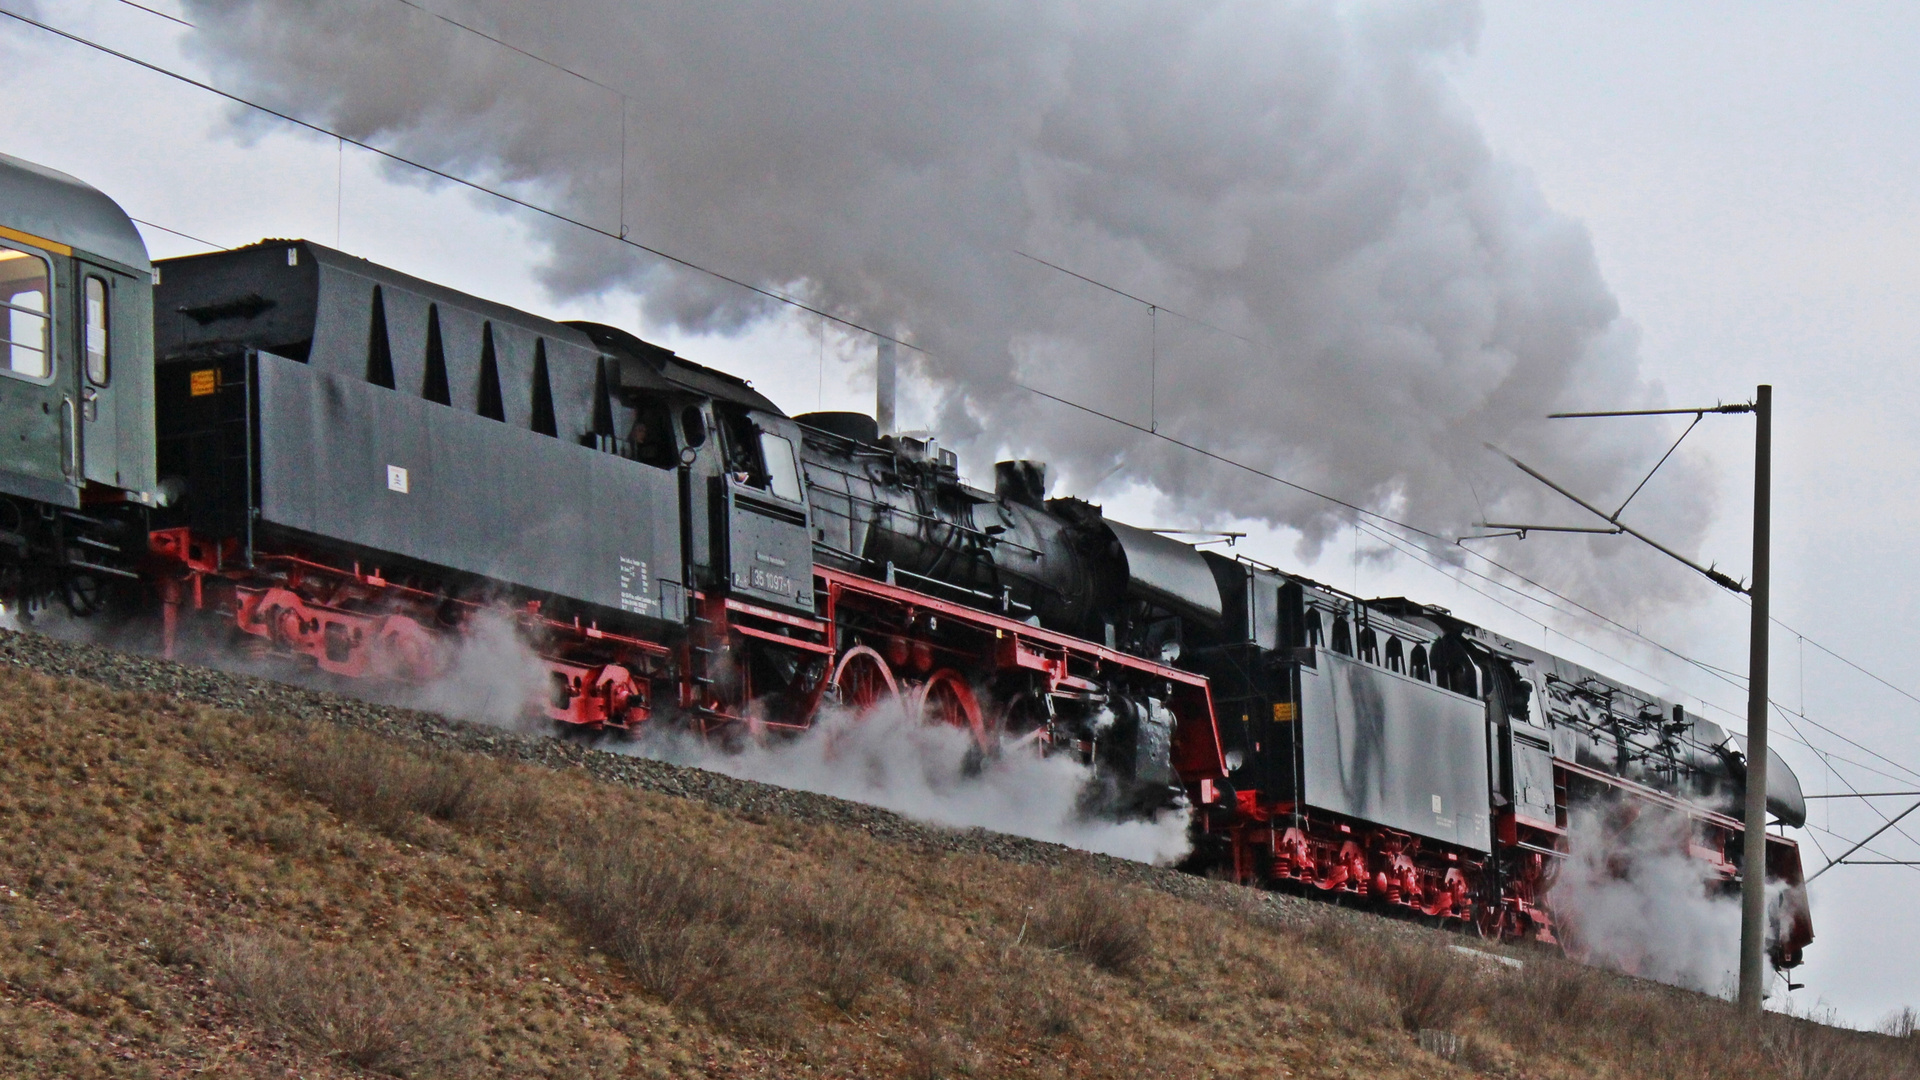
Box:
[0,238,75,505]
[75,262,140,490]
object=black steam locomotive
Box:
[0,151,1812,965]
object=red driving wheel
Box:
[829,645,898,714]
[916,668,986,747]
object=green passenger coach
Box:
[0,152,159,603]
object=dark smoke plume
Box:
[183,0,1715,613]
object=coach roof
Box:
[0,152,150,272]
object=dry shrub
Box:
[1511,953,1592,1024]
[210,933,471,1078]
[1758,1007,1920,1080]
[277,730,514,836]
[898,1032,964,1080]
[784,879,921,1008]
[526,830,922,1037]
[1459,1033,1516,1075]
[140,914,203,970]
[1291,915,1472,1034]
[1030,879,1151,976]
[526,838,779,1025]
[1375,939,1471,1032]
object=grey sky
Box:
[1,0,1914,1025]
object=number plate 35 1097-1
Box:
[749,566,793,596]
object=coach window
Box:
[1304,608,1323,648]
[1331,616,1352,656]
[0,246,51,379]
[1410,643,1430,682]
[83,276,109,385]
[1357,626,1378,665]
[759,431,804,503]
[1385,636,1404,674]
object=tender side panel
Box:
[1300,651,1493,852]
[254,352,684,622]
[154,352,250,537]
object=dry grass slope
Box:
[0,664,1911,1078]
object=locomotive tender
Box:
[0,152,1813,966]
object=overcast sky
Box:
[2,0,1916,1026]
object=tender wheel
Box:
[371,614,438,681]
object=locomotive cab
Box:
[712,404,814,614]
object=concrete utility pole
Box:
[1737,384,1773,1015]
[1482,385,1775,1014]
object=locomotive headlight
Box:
[1225,749,1245,772]
[156,476,188,508]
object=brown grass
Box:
[276,729,529,837]
[210,932,472,1077]
[0,662,1913,1078]
[1028,878,1151,976]
[525,826,928,1039]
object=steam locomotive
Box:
[0,151,1813,966]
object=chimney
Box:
[994,460,1048,508]
[875,338,896,435]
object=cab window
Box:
[84,276,109,386]
[621,392,675,468]
[0,245,51,379]
[760,431,803,502]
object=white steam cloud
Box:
[1548,803,1784,997]
[181,0,1715,613]
[397,609,552,729]
[635,700,1193,865]
[382,616,1194,864]
[318,612,1192,865]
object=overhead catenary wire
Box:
[1803,822,1916,876]
[110,0,189,28]
[27,5,1920,822]
[1807,801,1920,882]
[1011,250,1260,348]
[0,6,920,355]
[129,216,228,251]
[384,0,614,91]
[1014,258,1920,797]
[1356,514,1920,813]
[56,2,1920,748]
[108,0,1920,740]
[1775,704,1920,858]
[110,0,612,93]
